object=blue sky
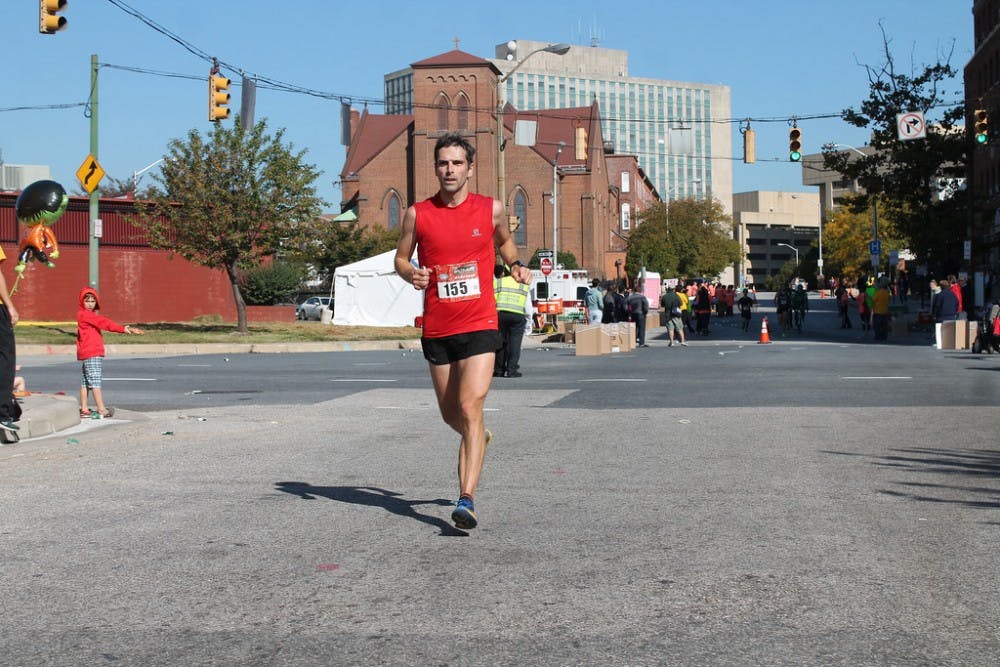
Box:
[3,0,973,212]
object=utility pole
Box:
[89,53,99,290]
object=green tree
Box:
[239,262,301,305]
[822,23,968,273]
[139,118,325,332]
[626,197,740,279]
[288,220,400,286]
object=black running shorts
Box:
[421,329,502,366]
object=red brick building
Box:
[0,193,245,322]
[339,48,659,279]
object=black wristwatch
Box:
[510,260,525,270]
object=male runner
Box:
[394,133,531,530]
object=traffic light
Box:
[209,73,231,122]
[975,109,989,144]
[743,128,756,164]
[39,0,68,34]
[575,126,588,161]
[789,126,802,162]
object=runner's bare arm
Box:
[492,200,531,285]
[394,205,429,290]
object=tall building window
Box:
[513,190,527,246]
[456,93,470,130]
[435,93,450,130]
[387,193,401,230]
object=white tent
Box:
[332,250,424,326]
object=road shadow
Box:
[274,481,468,536]
[823,447,1000,516]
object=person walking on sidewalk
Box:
[77,287,145,419]
[626,287,650,347]
[393,132,531,531]
[660,286,687,347]
[584,279,603,325]
[0,244,20,434]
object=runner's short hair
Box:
[435,132,476,164]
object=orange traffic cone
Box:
[758,316,772,344]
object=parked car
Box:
[296,296,332,321]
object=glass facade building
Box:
[383,40,732,210]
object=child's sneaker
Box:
[451,496,478,530]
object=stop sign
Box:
[540,257,553,275]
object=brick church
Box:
[339,48,659,281]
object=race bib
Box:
[435,262,481,302]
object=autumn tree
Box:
[627,197,740,279]
[822,23,968,274]
[821,196,905,281]
[140,118,325,332]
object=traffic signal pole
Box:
[89,53,99,290]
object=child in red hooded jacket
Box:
[77,287,144,418]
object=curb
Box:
[9,393,81,441]
[17,340,426,357]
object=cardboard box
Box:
[938,320,966,350]
[602,322,635,352]
[646,311,660,332]
[575,325,611,356]
[954,319,968,349]
[937,321,952,349]
[968,320,979,349]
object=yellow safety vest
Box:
[494,275,529,315]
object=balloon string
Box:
[9,272,23,297]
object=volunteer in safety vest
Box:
[493,264,531,378]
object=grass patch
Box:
[15,321,422,345]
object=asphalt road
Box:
[3,294,999,665]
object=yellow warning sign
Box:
[76,155,106,194]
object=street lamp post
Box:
[824,142,878,273]
[495,42,570,202]
[777,242,799,275]
[131,158,164,197]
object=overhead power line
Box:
[100,0,971,130]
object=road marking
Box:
[841,376,913,380]
[176,364,212,367]
[354,362,391,366]
[103,377,158,381]
[578,378,646,382]
[329,379,397,383]
[376,405,430,410]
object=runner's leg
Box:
[428,352,494,499]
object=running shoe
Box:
[485,429,493,449]
[452,496,478,529]
[0,419,20,432]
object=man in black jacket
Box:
[626,288,650,347]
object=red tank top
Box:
[414,193,498,338]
